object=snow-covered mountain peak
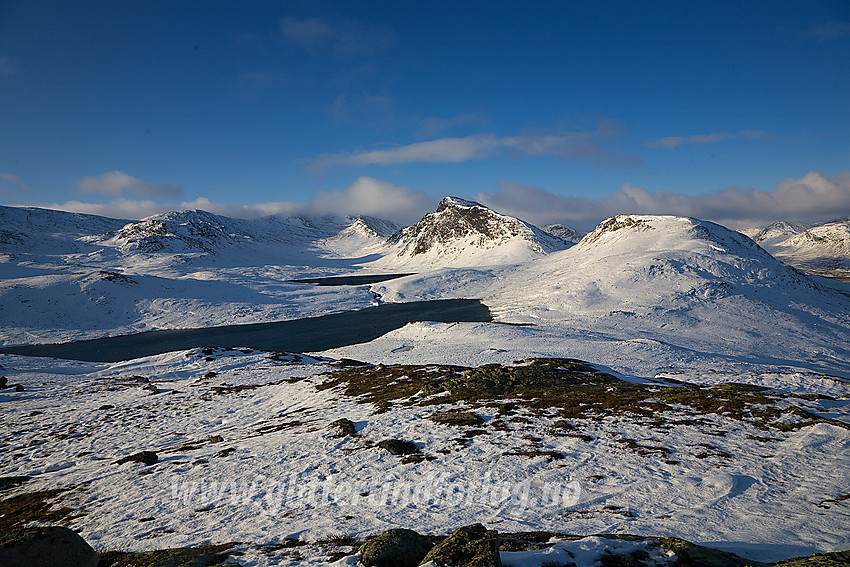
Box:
[435,195,485,210]
[110,209,252,254]
[580,214,656,245]
[375,196,568,268]
[579,214,766,257]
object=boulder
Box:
[359,528,433,567]
[419,523,501,567]
[327,418,358,437]
[115,451,158,466]
[0,526,98,567]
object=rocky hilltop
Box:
[377,196,568,268]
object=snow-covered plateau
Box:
[1,202,849,566]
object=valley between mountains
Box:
[1,198,849,566]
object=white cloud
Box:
[76,171,182,198]
[47,199,172,220]
[279,17,394,56]
[312,126,640,170]
[647,130,770,149]
[303,177,436,224]
[477,171,850,231]
[0,172,27,192]
[49,177,435,225]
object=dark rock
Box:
[0,476,31,491]
[98,404,115,410]
[97,542,238,567]
[0,376,6,388]
[359,528,433,567]
[430,411,484,427]
[142,384,160,394]
[377,439,419,456]
[328,418,358,437]
[13,385,24,392]
[115,451,158,466]
[420,523,501,567]
[206,435,224,443]
[0,525,98,567]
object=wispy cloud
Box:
[50,177,434,225]
[0,57,14,77]
[0,172,27,192]
[279,17,395,56]
[312,125,641,170]
[330,92,396,125]
[415,112,491,138]
[76,171,182,198]
[801,21,850,42]
[647,130,770,150]
[477,171,850,231]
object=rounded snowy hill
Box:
[372,214,850,375]
[372,196,569,268]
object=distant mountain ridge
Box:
[742,218,850,281]
[0,205,400,266]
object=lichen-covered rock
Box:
[774,550,850,566]
[359,528,433,567]
[657,537,753,566]
[97,542,238,567]
[0,526,98,567]
[419,523,501,567]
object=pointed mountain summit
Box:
[376,196,568,268]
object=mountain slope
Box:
[371,214,850,376]
[0,205,128,257]
[373,196,568,268]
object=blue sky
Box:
[1,1,848,229]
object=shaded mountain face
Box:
[381,196,567,267]
[543,223,583,244]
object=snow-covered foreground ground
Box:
[1,348,849,566]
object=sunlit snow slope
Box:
[369,215,850,377]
